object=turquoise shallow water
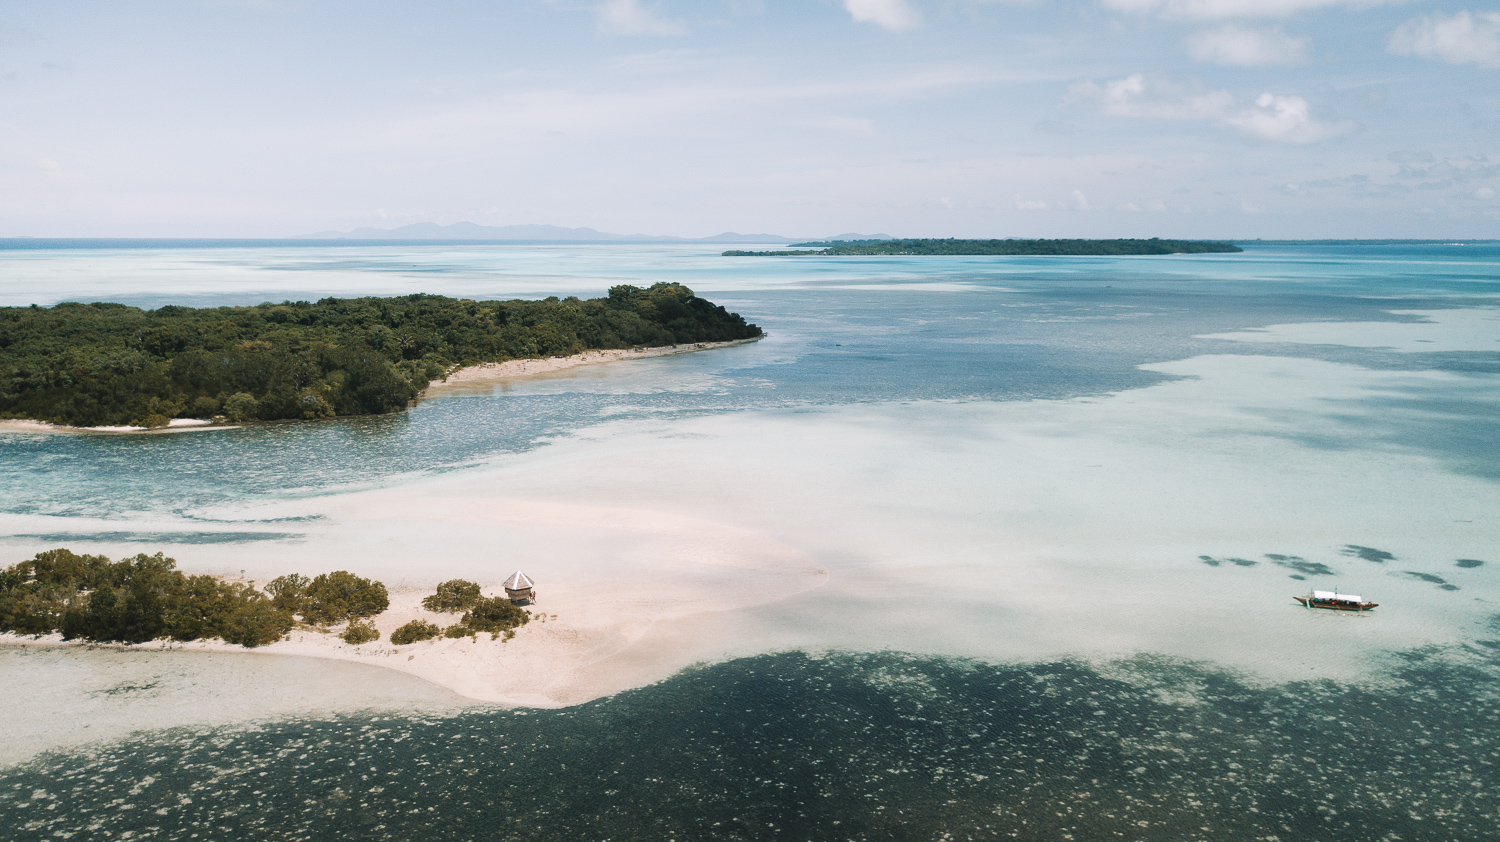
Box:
[3,242,1500,838]
[2,242,1498,521]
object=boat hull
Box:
[1294,596,1377,612]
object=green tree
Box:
[390,619,442,645]
[2,548,293,647]
[341,619,379,645]
[421,579,482,613]
[302,571,389,625]
[265,573,310,615]
[222,392,259,421]
[461,596,529,637]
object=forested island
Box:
[0,283,760,428]
[723,238,1242,256]
[0,548,528,648]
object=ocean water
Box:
[3,241,1500,838]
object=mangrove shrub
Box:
[421,579,482,613]
[461,596,529,636]
[390,619,442,645]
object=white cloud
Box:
[1102,0,1388,20]
[595,0,687,36]
[844,0,921,31]
[1070,73,1354,143]
[1389,11,1500,68]
[1476,186,1497,199]
[1187,25,1310,65]
[1069,189,1090,210]
[1015,196,1050,210]
[1224,93,1349,143]
[1070,73,1235,120]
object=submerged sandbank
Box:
[4,330,1498,749]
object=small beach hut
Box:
[503,570,536,604]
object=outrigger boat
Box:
[1294,589,1378,612]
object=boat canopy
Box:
[1313,590,1362,602]
[503,570,534,591]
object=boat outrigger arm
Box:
[1294,589,1378,612]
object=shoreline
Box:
[0,337,762,435]
[0,560,828,709]
[1,492,827,708]
[421,336,762,396]
[0,418,240,436]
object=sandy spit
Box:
[1,500,830,708]
[0,418,235,435]
[421,337,762,397]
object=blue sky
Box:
[1,0,1497,238]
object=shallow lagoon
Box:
[2,242,1499,837]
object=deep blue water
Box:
[5,649,1500,840]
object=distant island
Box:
[0,283,760,428]
[723,238,1243,256]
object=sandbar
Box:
[2,498,828,708]
[422,337,761,397]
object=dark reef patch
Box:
[1198,554,1258,567]
[1456,559,1486,569]
[1343,545,1396,563]
[1266,553,1336,577]
[1404,571,1459,590]
[3,651,1498,841]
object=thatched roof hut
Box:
[503,570,535,604]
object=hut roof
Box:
[503,570,534,591]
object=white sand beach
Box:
[421,337,761,397]
[1,498,828,710]
[0,418,231,435]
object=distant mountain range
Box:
[300,222,893,244]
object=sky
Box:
[0,0,1497,239]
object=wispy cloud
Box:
[367,65,1025,148]
[1102,0,1391,20]
[1070,73,1354,143]
[1389,11,1500,68]
[596,0,687,36]
[1187,25,1310,65]
[844,0,922,32]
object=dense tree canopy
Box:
[0,283,761,427]
[265,570,388,625]
[0,548,291,647]
[0,549,404,647]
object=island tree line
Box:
[0,283,761,428]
